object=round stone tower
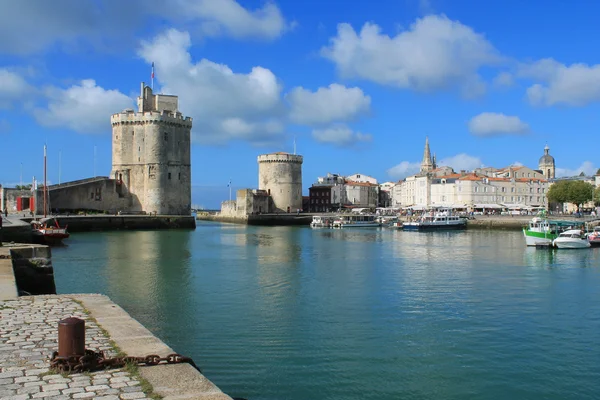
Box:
[111,82,192,215]
[258,152,303,212]
[538,144,555,179]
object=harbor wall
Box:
[22,214,196,232]
[197,212,312,226]
[0,244,57,299]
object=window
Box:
[164,132,168,141]
[90,192,94,199]
[178,173,181,180]
[511,187,515,193]
[168,172,171,180]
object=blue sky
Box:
[1,0,599,208]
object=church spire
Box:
[420,137,433,173]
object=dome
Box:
[539,154,555,165]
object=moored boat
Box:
[523,215,584,247]
[402,211,466,231]
[553,229,591,249]
[332,214,380,228]
[31,218,70,246]
[586,226,600,247]
[310,215,334,228]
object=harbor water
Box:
[52,222,600,400]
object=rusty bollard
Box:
[58,317,85,358]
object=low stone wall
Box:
[9,244,57,295]
[196,212,313,226]
[21,215,196,232]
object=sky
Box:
[1,0,600,208]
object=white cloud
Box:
[287,84,371,125]
[387,161,421,180]
[138,29,286,145]
[312,125,372,147]
[556,161,597,178]
[438,153,483,171]
[33,80,133,134]
[0,69,34,109]
[493,72,514,88]
[510,161,524,167]
[178,0,290,40]
[468,112,530,136]
[0,0,290,55]
[320,15,501,96]
[519,58,600,106]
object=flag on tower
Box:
[227,179,231,187]
[151,62,155,79]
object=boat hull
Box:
[403,222,466,231]
[333,222,381,228]
[588,239,600,247]
[523,229,557,246]
[553,239,591,249]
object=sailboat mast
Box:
[44,145,47,218]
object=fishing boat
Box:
[402,210,466,231]
[31,218,70,246]
[332,214,380,228]
[586,226,600,247]
[553,229,591,249]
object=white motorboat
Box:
[332,214,380,228]
[553,229,591,249]
[310,215,333,228]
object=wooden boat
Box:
[31,218,69,246]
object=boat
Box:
[31,217,70,246]
[387,220,403,229]
[553,229,591,249]
[402,211,466,231]
[523,215,583,246]
[310,215,334,228]
[586,226,600,247]
[332,214,380,228]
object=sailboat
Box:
[31,145,70,246]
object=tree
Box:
[15,184,32,190]
[547,180,594,208]
[595,186,600,206]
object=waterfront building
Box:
[378,182,395,207]
[391,139,550,211]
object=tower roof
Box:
[539,144,555,165]
[420,137,433,172]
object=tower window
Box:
[178,172,181,180]
[168,172,171,180]
[115,135,118,140]
[164,132,168,141]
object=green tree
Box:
[547,180,594,208]
[594,186,600,206]
[547,181,569,204]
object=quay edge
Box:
[196,212,313,226]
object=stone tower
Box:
[538,144,555,179]
[258,152,303,212]
[110,82,193,215]
[420,137,434,173]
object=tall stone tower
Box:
[538,144,555,179]
[110,82,193,215]
[420,137,434,173]
[258,152,303,212]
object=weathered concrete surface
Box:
[1,216,33,243]
[74,294,233,400]
[197,212,312,226]
[21,214,196,233]
[9,244,56,295]
[0,246,17,300]
[0,295,151,399]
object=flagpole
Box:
[151,62,155,91]
[58,150,61,185]
[43,145,47,218]
[229,178,232,201]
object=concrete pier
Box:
[197,212,313,226]
[0,294,233,400]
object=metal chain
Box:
[50,350,201,374]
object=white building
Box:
[391,140,550,210]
